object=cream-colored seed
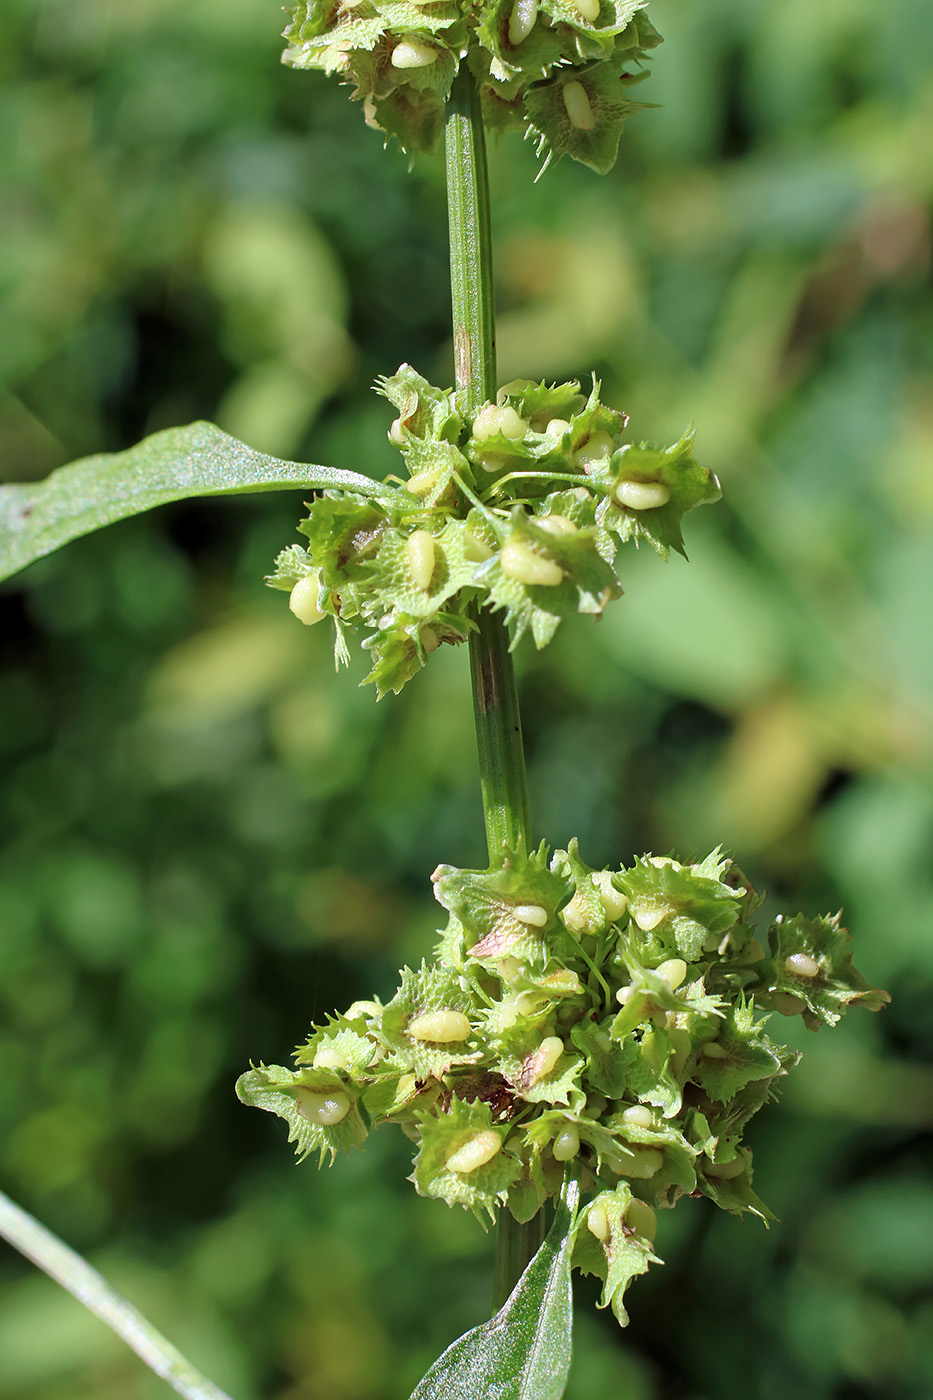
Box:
[537,514,578,536]
[407,529,436,590]
[547,418,572,437]
[388,417,405,446]
[615,480,671,510]
[561,891,593,936]
[409,1010,471,1043]
[533,1036,564,1081]
[312,1043,348,1072]
[785,952,820,979]
[289,575,325,626]
[657,958,688,991]
[513,903,548,927]
[574,431,615,468]
[500,540,563,587]
[631,900,672,932]
[498,379,535,398]
[508,0,538,44]
[473,404,528,441]
[625,1199,657,1242]
[405,467,441,496]
[420,625,440,653]
[621,1104,656,1129]
[446,1130,501,1174]
[562,81,596,131]
[594,872,627,921]
[346,999,380,1020]
[700,1040,729,1059]
[391,39,438,68]
[295,1088,351,1127]
[552,1125,580,1161]
[615,985,633,1006]
[772,991,807,1016]
[571,0,600,20]
[705,1155,746,1180]
[587,1202,610,1241]
[624,1147,664,1179]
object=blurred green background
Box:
[1,0,931,1396]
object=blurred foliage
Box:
[0,0,931,1397]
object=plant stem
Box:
[445,66,541,1314]
[0,1190,234,1400]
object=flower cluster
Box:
[237,843,888,1324]
[268,364,720,696]
[282,0,661,169]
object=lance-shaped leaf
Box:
[0,420,403,583]
[410,1175,579,1400]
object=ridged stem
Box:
[445,66,541,1315]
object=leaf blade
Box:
[0,420,402,583]
[410,1176,578,1400]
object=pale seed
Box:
[771,991,807,1016]
[571,0,600,19]
[614,480,671,510]
[537,514,578,536]
[508,0,538,45]
[625,1198,657,1242]
[657,957,688,990]
[472,404,528,441]
[289,575,325,626]
[391,39,438,68]
[500,539,563,587]
[513,902,548,926]
[311,1043,348,1072]
[574,431,615,468]
[295,1087,350,1127]
[552,1125,580,1161]
[562,81,596,131]
[785,952,820,979]
[624,1147,664,1179]
[621,1104,656,1129]
[446,1130,501,1173]
[407,529,436,590]
[408,1010,471,1042]
[587,1202,610,1241]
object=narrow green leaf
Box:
[0,420,403,583]
[410,1176,578,1400]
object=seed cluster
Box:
[267,365,720,697]
[282,0,661,170]
[237,841,888,1325]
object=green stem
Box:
[445,67,541,1314]
[0,1190,234,1400]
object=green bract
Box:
[268,365,720,695]
[236,841,889,1324]
[282,0,660,166]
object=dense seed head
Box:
[408,1010,471,1042]
[446,1130,501,1173]
[614,480,671,510]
